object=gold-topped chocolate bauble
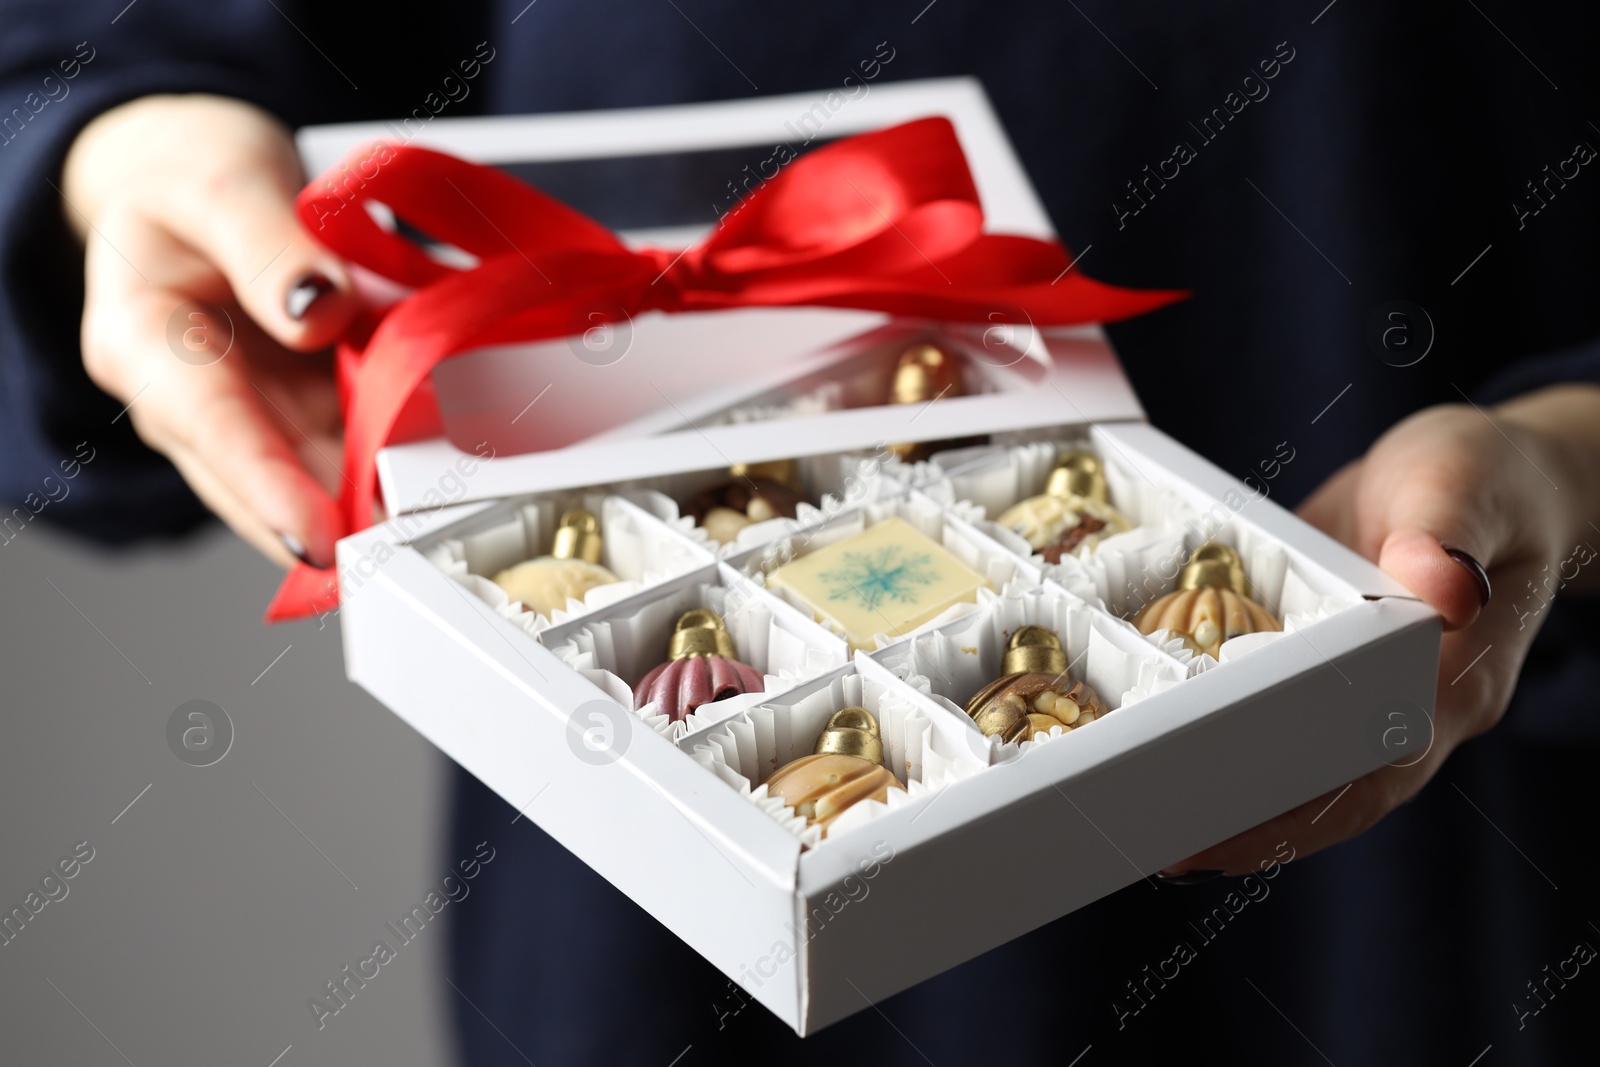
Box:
[730,459,800,489]
[550,509,604,563]
[635,609,763,724]
[996,450,1131,562]
[890,343,961,405]
[1177,542,1248,595]
[813,704,885,765]
[964,625,1109,743]
[887,342,965,462]
[666,608,738,660]
[1133,543,1280,658]
[690,461,806,545]
[1044,450,1109,501]
[490,508,619,618]
[1001,624,1068,674]
[765,706,905,837]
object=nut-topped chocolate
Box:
[689,459,806,545]
[965,624,1109,742]
[1133,542,1280,658]
[765,705,905,838]
[995,450,1132,562]
[634,609,764,724]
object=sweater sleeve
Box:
[1477,335,1600,405]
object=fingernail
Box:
[1156,869,1222,885]
[1442,546,1491,606]
[277,530,330,569]
[286,273,336,321]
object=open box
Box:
[304,79,1441,1035]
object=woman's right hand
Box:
[62,93,360,569]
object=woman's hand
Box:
[1162,383,1600,880]
[62,94,359,569]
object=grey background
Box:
[0,522,456,1066]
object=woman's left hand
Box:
[1161,384,1600,879]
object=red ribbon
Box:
[266,116,1183,621]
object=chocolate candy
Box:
[995,450,1131,560]
[887,342,965,462]
[689,460,805,545]
[491,509,619,617]
[1039,513,1108,563]
[1133,543,1280,658]
[765,706,905,838]
[634,609,764,724]
[765,516,991,649]
[965,625,1109,742]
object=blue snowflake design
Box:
[818,546,939,611]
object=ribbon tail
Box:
[265,562,341,622]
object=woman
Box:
[4,2,1597,1062]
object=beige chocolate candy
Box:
[766,753,904,836]
[701,506,753,545]
[492,558,617,618]
[490,508,619,617]
[995,451,1131,556]
[764,706,905,839]
[1134,586,1279,659]
[996,495,1128,554]
[1133,543,1280,659]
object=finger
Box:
[227,312,347,496]
[1433,550,1556,737]
[165,441,301,568]
[1361,441,1510,631]
[1377,527,1491,631]
[155,336,341,567]
[150,153,358,351]
[83,229,340,567]
[1302,466,1492,630]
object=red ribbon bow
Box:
[267,116,1182,621]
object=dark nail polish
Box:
[286,273,335,321]
[277,530,328,569]
[1156,869,1223,885]
[1442,546,1491,606]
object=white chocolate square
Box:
[766,517,991,647]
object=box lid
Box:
[295,78,1148,515]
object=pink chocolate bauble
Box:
[634,655,764,724]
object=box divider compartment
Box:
[339,529,814,1028]
[1093,423,1417,601]
[541,561,852,739]
[791,594,1438,1033]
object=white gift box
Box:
[301,79,1440,1035]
